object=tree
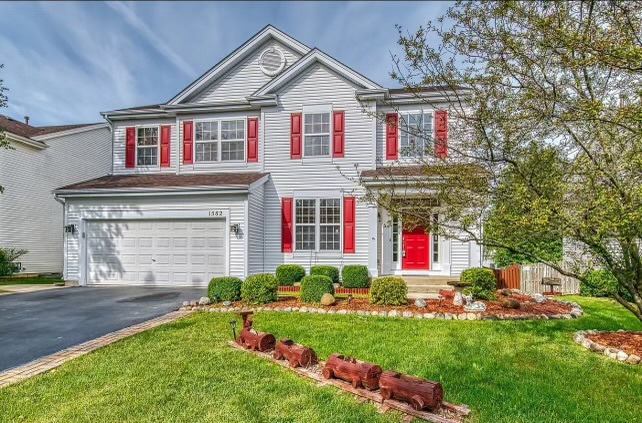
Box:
[367,1,642,321]
[0,63,9,194]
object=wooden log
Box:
[236,312,275,352]
[274,338,318,368]
[379,370,444,411]
[322,353,382,390]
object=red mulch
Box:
[587,332,642,357]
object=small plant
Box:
[370,277,408,306]
[300,275,335,303]
[310,265,339,284]
[460,267,497,300]
[341,265,370,288]
[275,264,306,286]
[241,274,278,305]
[0,248,27,277]
[208,277,242,302]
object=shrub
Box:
[0,248,28,277]
[300,275,335,303]
[341,265,370,288]
[460,267,497,300]
[370,277,408,306]
[241,274,278,304]
[275,264,306,286]
[310,265,340,284]
[208,277,242,302]
[581,270,633,302]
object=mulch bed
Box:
[587,332,642,357]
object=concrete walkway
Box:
[0,284,69,296]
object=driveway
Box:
[0,286,205,372]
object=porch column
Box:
[367,204,379,277]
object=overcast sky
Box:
[0,1,451,126]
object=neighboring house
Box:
[0,115,111,273]
[54,25,481,287]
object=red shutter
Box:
[290,113,302,159]
[343,196,356,254]
[385,113,398,160]
[434,110,448,158]
[160,125,171,168]
[183,121,193,164]
[332,111,345,158]
[247,117,259,162]
[125,127,136,168]
[281,198,294,252]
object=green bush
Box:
[241,274,278,305]
[310,265,340,284]
[370,277,408,306]
[581,270,633,302]
[275,265,306,286]
[300,275,335,303]
[461,267,497,300]
[341,265,370,288]
[208,277,242,302]
[0,248,28,277]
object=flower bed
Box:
[574,330,642,365]
[278,286,370,295]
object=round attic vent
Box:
[259,47,286,76]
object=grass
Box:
[0,276,63,285]
[1,296,641,422]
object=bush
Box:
[370,277,408,306]
[275,264,306,286]
[208,277,242,302]
[310,265,340,284]
[341,265,370,288]
[460,267,497,300]
[241,274,278,304]
[0,248,28,277]
[300,275,335,303]
[581,270,633,302]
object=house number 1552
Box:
[208,210,223,217]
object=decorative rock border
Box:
[180,299,583,321]
[573,330,642,365]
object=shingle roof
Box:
[0,115,100,139]
[55,173,269,192]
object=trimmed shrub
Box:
[581,270,633,302]
[241,274,278,305]
[461,267,497,300]
[208,277,242,302]
[0,248,28,277]
[275,264,306,286]
[300,275,335,303]
[310,265,340,284]
[341,265,370,288]
[370,277,408,306]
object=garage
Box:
[86,219,226,286]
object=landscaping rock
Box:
[317,309,327,314]
[299,307,308,313]
[435,313,445,320]
[388,310,400,317]
[403,311,414,318]
[482,315,498,320]
[337,309,348,315]
[309,308,318,314]
[617,351,629,362]
[198,297,211,305]
[283,307,292,312]
[531,293,547,304]
[500,289,513,296]
[581,338,593,349]
[415,313,423,319]
[626,354,641,365]
[467,313,478,320]
[333,283,341,290]
[424,313,435,319]
[320,293,336,306]
[444,313,454,320]
[189,301,198,306]
[294,282,301,287]
[501,298,521,309]
[464,301,487,312]
[327,309,336,314]
[453,291,464,306]
[371,311,379,316]
[589,342,606,353]
[457,313,467,320]
[379,311,387,317]
[182,301,190,307]
[414,298,427,308]
[223,301,232,307]
[357,310,366,316]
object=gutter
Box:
[6,133,48,150]
[53,186,255,198]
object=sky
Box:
[0,1,452,126]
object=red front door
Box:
[402,227,430,270]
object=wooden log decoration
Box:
[273,339,318,368]
[379,370,444,411]
[322,354,382,390]
[237,311,276,352]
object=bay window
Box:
[137,127,158,166]
[400,112,433,158]
[295,198,341,251]
[303,112,330,157]
[194,119,245,162]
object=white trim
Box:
[6,133,47,150]
[292,195,343,254]
[32,123,109,141]
[135,125,161,170]
[55,188,254,197]
[192,116,247,164]
[243,199,249,278]
[258,46,286,76]
[302,107,333,159]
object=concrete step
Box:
[401,276,456,285]
[408,292,443,300]
[406,285,452,294]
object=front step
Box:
[406,284,452,294]
[408,292,443,300]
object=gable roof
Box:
[167,25,311,105]
[0,115,104,148]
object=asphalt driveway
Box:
[0,286,205,372]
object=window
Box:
[400,112,433,158]
[295,198,341,251]
[432,214,439,263]
[303,113,330,157]
[392,218,399,262]
[194,119,245,162]
[137,127,158,166]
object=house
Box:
[0,115,111,273]
[53,25,482,287]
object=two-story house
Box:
[54,26,481,287]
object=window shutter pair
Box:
[384,111,449,159]
[181,119,259,163]
[290,111,345,159]
[125,126,171,168]
[281,196,355,254]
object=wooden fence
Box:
[493,263,581,295]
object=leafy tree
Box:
[0,64,9,194]
[366,1,642,321]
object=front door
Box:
[402,227,430,270]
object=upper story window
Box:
[400,112,433,158]
[194,119,245,163]
[295,197,341,251]
[303,113,330,157]
[137,127,159,166]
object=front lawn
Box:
[1,296,641,422]
[0,276,63,285]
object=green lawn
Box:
[0,276,63,286]
[1,297,641,422]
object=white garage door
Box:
[86,219,225,286]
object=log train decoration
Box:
[237,311,275,352]
[273,339,318,368]
[379,370,444,411]
[322,354,382,390]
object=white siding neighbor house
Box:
[54,25,482,287]
[0,116,111,273]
